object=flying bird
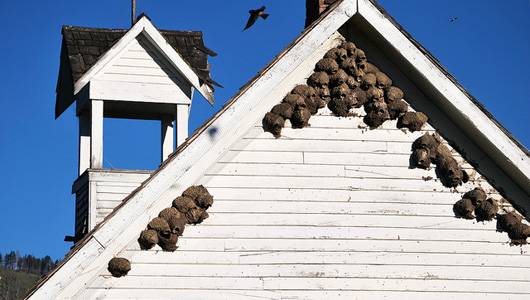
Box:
[449,17,458,22]
[244,6,269,31]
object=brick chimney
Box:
[305,0,339,27]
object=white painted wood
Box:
[87,275,530,293]
[206,187,503,205]
[31,1,530,299]
[87,181,97,230]
[88,170,152,182]
[201,201,456,217]
[217,150,466,168]
[90,36,193,105]
[247,126,433,142]
[147,224,511,242]
[233,138,414,153]
[124,263,530,281]
[199,174,484,193]
[161,116,174,161]
[77,289,530,300]
[90,100,103,169]
[89,80,191,105]
[127,237,524,255]
[78,113,91,176]
[206,163,487,183]
[125,250,530,268]
[73,170,152,233]
[176,104,189,147]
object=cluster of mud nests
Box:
[108,257,131,278]
[263,40,428,137]
[454,187,529,245]
[107,186,213,277]
[138,185,214,252]
[410,133,468,188]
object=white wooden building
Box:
[28,0,530,299]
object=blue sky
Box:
[0,0,528,260]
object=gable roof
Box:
[29,0,530,298]
[56,16,217,118]
[61,26,214,83]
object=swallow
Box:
[244,6,269,31]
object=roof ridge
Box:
[62,25,203,35]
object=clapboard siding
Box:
[73,170,152,229]
[79,108,530,299]
[99,36,187,87]
[89,276,530,293]
[93,172,151,223]
[125,250,530,268]
[90,35,193,104]
[78,289,530,300]
[124,264,530,281]
[75,25,529,300]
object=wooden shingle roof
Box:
[61,25,216,83]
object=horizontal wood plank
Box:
[79,289,530,300]
[124,250,530,268]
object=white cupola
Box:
[56,15,218,242]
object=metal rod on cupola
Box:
[131,0,137,26]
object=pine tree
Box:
[5,251,17,270]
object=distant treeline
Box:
[0,251,59,276]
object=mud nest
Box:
[262,112,285,138]
[475,198,498,222]
[157,232,179,252]
[173,186,213,225]
[172,195,195,212]
[410,133,468,188]
[108,257,131,277]
[397,112,428,132]
[158,207,182,222]
[271,103,294,120]
[453,198,475,219]
[453,188,529,246]
[364,101,390,128]
[452,187,498,222]
[261,39,431,137]
[148,217,170,233]
[463,187,487,206]
[183,185,214,209]
[138,229,158,250]
[138,185,214,251]
[497,212,530,245]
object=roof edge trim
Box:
[358,0,530,193]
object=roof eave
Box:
[356,0,530,195]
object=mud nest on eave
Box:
[137,185,214,252]
[452,187,529,245]
[108,257,131,278]
[409,133,469,188]
[262,40,429,138]
[497,211,530,245]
